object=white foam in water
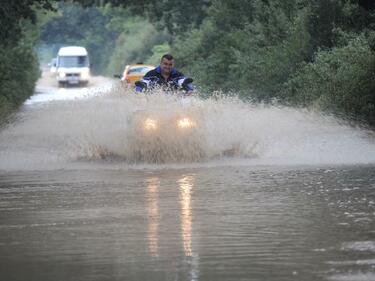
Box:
[0,81,375,170]
[328,273,375,281]
[342,241,375,252]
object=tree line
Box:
[1,0,375,126]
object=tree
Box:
[73,0,212,34]
[0,0,54,44]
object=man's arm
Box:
[175,71,194,92]
[135,69,157,92]
[182,78,194,91]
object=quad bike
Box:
[125,78,206,163]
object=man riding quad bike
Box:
[135,54,193,94]
[125,54,202,163]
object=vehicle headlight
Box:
[81,70,90,79]
[144,118,158,130]
[59,72,66,78]
[177,118,196,129]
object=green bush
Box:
[0,42,40,122]
[282,35,375,125]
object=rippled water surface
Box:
[0,166,375,281]
[0,75,375,280]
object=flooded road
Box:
[1,166,375,281]
[0,74,375,280]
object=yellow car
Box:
[121,64,155,85]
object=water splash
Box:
[0,82,375,170]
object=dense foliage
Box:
[170,0,375,125]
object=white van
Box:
[56,46,90,87]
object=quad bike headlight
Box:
[177,118,196,129]
[143,118,158,130]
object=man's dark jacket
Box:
[135,66,193,92]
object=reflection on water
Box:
[146,175,196,258]
[178,175,199,281]
[178,175,194,257]
[146,177,160,257]
[145,174,199,279]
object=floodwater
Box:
[0,73,375,281]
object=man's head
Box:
[160,54,174,76]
